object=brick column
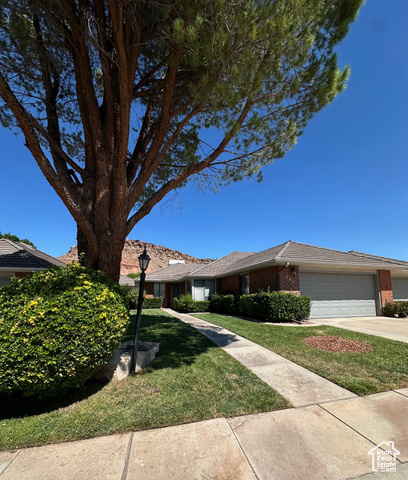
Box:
[278,266,300,296]
[378,270,393,311]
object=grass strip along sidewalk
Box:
[0,309,289,451]
[193,313,408,395]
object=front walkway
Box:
[314,316,408,343]
[162,308,356,407]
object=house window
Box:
[153,283,166,298]
[192,280,215,301]
[172,283,181,299]
[240,274,250,295]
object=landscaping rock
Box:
[94,341,159,382]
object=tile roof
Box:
[190,251,254,278]
[143,263,203,282]
[220,241,408,275]
[347,250,408,267]
[119,274,136,286]
[0,239,66,270]
[281,242,408,267]
[220,243,289,274]
[142,241,408,283]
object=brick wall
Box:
[219,275,240,295]
[378,270,393,310]
[278,265,300,296]
[145,282,154,295]
[249,265,280,293]
[219,265,300,296]
[15,272,32,279]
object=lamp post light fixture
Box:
[131,246,151,373]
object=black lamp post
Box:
[131,246,151,373]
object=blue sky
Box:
[1,0,407,261]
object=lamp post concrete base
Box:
[94,341,159,382]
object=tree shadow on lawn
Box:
[135,311,239,372]
[0,378,105,421]
[1,311,227,419]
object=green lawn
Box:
[193,313,408,395]
[0,309,289,451]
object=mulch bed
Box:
[303,335,373,353]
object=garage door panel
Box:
[300,272,377,318]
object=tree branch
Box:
[59,0,102,170]
[31,8,74,188]
[0,70,97,251]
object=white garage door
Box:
[299,272,377,318]
[392,278,408,301]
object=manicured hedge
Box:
[194,301,210,312]
[173,294,210,313]
[143,297,163,308]
[384,301,408,318]
[210,293,238,315]
[0,263,128,398]
[239,291,311,322]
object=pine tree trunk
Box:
[76,146,129,283]
[77,225,126,282]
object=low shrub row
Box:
[209,293,239,315]
[238,290,310,321]
[208,291,311,322]
[384,301,408,318]
[143,297,163,309]
[173,294,210,313]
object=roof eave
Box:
[217,258,408,277]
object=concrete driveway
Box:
[314,316,408,343]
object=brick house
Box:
[0,239,66,287]
[142,241,408,318]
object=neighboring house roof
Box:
[119,274,136,286]
[142,240,408,283]
[189,251,254,278]
[0,239,65,271]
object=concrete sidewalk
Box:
[162,308,356,407]
[1,390,408,480]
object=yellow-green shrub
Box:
[0,263,128,397]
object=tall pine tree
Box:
[0,0,363,280]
